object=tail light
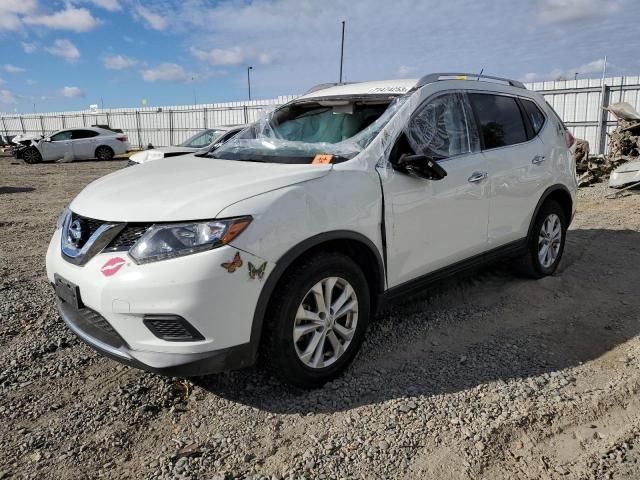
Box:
[116,135,128,142]
[564,130,575,148]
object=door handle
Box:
[468,171,488,183]
[531,155,546,164]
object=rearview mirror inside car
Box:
[395,154,448,180]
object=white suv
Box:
[46,73,577,388]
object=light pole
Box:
[574,72,579,81]
[247,66,253,100]
[339,21,345,84]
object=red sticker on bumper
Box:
[101,257,126,277]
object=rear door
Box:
[469,93,548,247]
[71,129,100,159]
[381,91,490,287]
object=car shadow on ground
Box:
[0,186,35,194]
[195,227,640,414]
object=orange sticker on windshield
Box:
[312,154,334,165]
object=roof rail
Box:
[303,82,356,95]
[416,73,526,90]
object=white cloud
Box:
[0,0,37,30]
[26,79,37,85]
[2,64,25,73]
[0,89,18,105]
[45,39,81,62]
[191,47,245,66]
[396,65,417,78]
[523,58,606,82]
[135,5,168,31]
[103,54,137,70]
[22,42,37,54]
[537,0,621,23]
[88,0,121,11]
[190,46,272,67]
[141,63,192,82]
[60,86,84,98]
[25,6,101,32]
[0,78,4,86]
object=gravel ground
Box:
[1,155,640,479]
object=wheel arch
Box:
[248,230,385,361]
[527,184,573,240]
[94,144,114,157]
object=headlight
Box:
[56,208,70,230]
[129,216,252,264]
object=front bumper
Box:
[57,298,252,376]
[47,229,271,376]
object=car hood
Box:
[70,155,332,222]
[129,146,199,164]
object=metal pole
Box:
[597,56,608,155]
[135,111,142,149]
[39,116,45,136]
[243,105,248,124]
[1,116,8,137]
[203,106,207,128]
[247,66,253,100]
[339,20,345,84]
[169,109,174,146]
[19,116,25,134]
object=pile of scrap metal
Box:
[574,102,640,188]
[606,102,640,190]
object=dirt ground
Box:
[1,155,640,480]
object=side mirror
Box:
[395,154,448,180]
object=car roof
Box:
[298,73,528,101]
[298,79,419,100]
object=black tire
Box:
[262,252,370,389]
[514,200,567,278]
[95,145,114,161]
[22,147,42,164]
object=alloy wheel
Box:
[293,276,358,369]
[538,213,562,268]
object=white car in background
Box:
[128,125,245,166]
[20,127,130,164]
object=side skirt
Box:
[380,238,527,308]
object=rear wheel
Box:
[262,252,370,388]
[515,200,567,278]
[22,147,42,164]
[95,145,114,161]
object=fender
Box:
[526,184,573,240]
[247,230,385,361]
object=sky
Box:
[0,0,639,113]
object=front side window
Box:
[180,129,225,148]
[521,99,546,136]
[406,92,473,160]
[50,131,72,141]
[469,93,527,149]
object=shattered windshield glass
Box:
[212,96,407,164]
[180,129,225,148]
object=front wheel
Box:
[22,147,42,164]
[262,252,370,388]
[514,200,567,278]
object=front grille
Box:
[105,224,151,251]
[143,315,205,342]
[70,213,105,248]
[58,299,125,349]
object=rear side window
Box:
[72,130,99,139]
[469,93,527,149]
[521,99,546,136]
[50,131,72,141]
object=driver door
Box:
[41,130,73,161]
[379,91,490,288]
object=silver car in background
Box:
[20,127,130,164]
[128,125,245,165]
